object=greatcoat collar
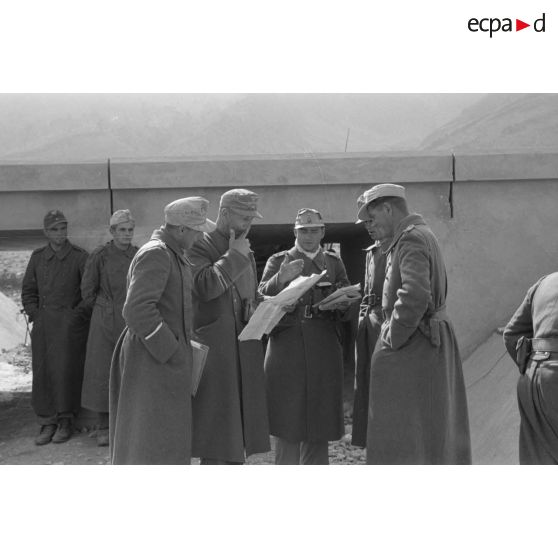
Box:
[151,227,186,264]
[384,214,426,254]
[45,240,72,261]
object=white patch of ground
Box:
[0,291,27,350]
[0,361,32,402]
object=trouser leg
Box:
[517,373,557,464]
[37,414,58,426]
[300,441,329,465]
[274,437,302,465]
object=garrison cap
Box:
[294,208,325,229]
[220,189,263,219]
[164,196,216,232]
[356,183,406,223]
[43,209,67,229]
[110,209,135,227]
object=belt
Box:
[423,305,449,347]
[292,304,336,320]
[362,293,382,315]
[531,338,558,352]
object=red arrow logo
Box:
[516,19,530,31]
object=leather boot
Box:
[52,418,72,443]
[35,424,57,446]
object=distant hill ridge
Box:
[0,93,556,162]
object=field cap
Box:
[44,210,67,229]
[294,208,325,229]
[220,189,263,219]
[110,209,135,227]
[356,183,406,223]
[164,197,216,232]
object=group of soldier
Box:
[20,183,558,465]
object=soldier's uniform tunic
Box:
[259,246,352,464]
[503,272,558,464]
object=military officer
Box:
[351,195,391,448]
[259,208,354,465]
[21,210,90,445]
[503,272,558,464]
[358,184,471,464]
[81,209,138,447]
[188,189,270,465]
[109,197,215,464]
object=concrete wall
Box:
[0,162,110,247]
[1,151,558,359]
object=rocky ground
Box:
[1,249,365,465]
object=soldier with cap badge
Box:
[109,197,215,465]
[21,210,90,445]
[259,208,354,465]
[357,184,471,464]
[80,209,138,447]
[188,188,271,465]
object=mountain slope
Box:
[420,93,558,152]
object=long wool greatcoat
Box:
[188,229,270,463]
[21,241,89,417]
[503,272,558,464]
[367,214,472,465]
[259,247,351,443]
[81,241,137,413]
[109,228,193,465]
[351,240,389,448]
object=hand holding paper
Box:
[314,284,362,311]
[238,271,327,341]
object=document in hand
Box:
[238,270,327,341]
[190,340,209,396]
[314,283,361,311]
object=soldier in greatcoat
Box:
[21,210,90,445]
[358,184,472,464]
[81,209,138,446]
[503,272,558,464]
[188,189,270,464]
[351,195,391,448]
[259,208,355,464]
[109,197,215,465]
